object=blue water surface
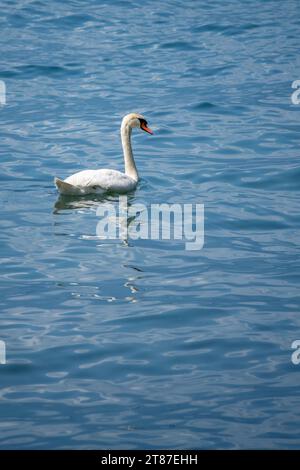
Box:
[0,0,300,449]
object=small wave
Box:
[160,41,198,50]
[1,64,81,79]
[42,14,96,28]
[240,167,300,191]
[190,102,217,111]
[193,22,260,36]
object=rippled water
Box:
[0,0,300,449]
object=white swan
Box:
[54,113,153,195]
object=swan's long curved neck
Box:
[121,122,139,181]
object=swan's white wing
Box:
[64,169,137,193]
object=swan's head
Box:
[122,113,153,135]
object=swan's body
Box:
[55,113,153,195]
[56,169,137,195]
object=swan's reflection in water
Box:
[53,193,120,213]
[53,193,145,302]
[53,192,142,246]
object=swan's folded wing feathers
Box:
[65,170,106,190]
[79,172,107,191]
[63,169,136,193]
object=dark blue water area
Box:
[0,0,300,449]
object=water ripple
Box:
[0,0,300,450]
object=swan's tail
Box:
[54,177,82,195]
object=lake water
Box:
[0,0,300,449]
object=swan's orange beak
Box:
[141,122,154,135]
